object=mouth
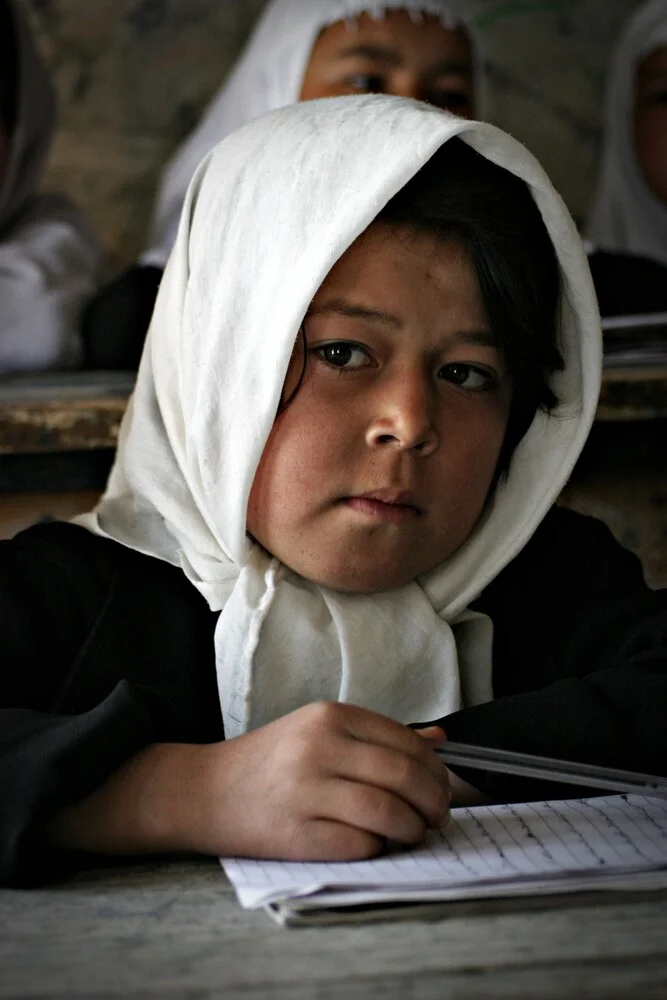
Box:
[341,490,424,524]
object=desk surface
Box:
[1,858,666,999]
[0,368,666,455]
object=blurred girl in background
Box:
[586,0,667,316]
[84,0,482,369]
[0,0,100,373]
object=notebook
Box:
[221,794,667,926]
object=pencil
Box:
[436,742,667,799]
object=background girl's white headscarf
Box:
[142,0,483,268]
[78,96,601,739]
[0,0,101,372]
[585,0,667,266]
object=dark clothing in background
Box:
[82,265,162,370]
[1,509,666,886]
[588,250,667,317]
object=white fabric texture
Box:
[141,0,483,268]
[0,0,101,372]
[77,96,601,739]
[585,0,667,266]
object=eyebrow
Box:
[335,44,472,77]
[308,300,402,327]
[307,300,498,347]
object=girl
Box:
[1,96,665,887]
[83,0,481,368]
[0,0,101,372]
[586,0,667,315]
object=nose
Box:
[389,75,425,103]
[365,368,438,456]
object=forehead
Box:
[310,222,487,327]
[309,10,472,68]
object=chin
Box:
[306,560,423,595]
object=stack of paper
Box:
[221,794,667,925]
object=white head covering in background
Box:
[78,96,601,739]
[585,0,667,266]
[142,0,484,267]
[0,0,55,227]
[0,0,101,372]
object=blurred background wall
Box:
[24,0,647,271]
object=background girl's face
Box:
[247,224,511,593]
[299,10,475,117]
[634,44,667,207]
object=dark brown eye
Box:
[315,342,370,369]
[323,344,354,365]
[439,363,494,390]
[346,74,385,93]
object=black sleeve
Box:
[433,508,667,802]
[0,523,219,886]
[81,264,162,370]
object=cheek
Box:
[246,396,347,540]
[440,404,509,500]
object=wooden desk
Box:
[0,373,132,537]
[597,365,667,421]
[1,858,666,999]
[0,372,133,454]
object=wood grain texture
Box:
[1,859,666,999]
[0,397,125,453]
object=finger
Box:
[337,704,449,781]
[414,726,447,745]
[283,818,384,862]
[311,777,430,845]
[328,742,450,830]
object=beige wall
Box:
[25,0,646,270]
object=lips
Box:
[342,489,424,522]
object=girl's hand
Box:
[177,702,451,861]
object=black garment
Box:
[588,250,667,317]
[82,265,162,370]
[1,510,666,886]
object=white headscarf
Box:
[141,0,483,268]
[0,0,100,372]
[585,0,667,266]
[78,96,601,739]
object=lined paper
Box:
[221,795,667,916]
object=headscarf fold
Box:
[78,96,601,738]
[142,0,483,268]
[585,0,667,266]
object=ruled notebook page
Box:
[221,794,667,911]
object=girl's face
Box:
[299,10,474,117]
[247,224,512,593]
[634,44,667,207]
